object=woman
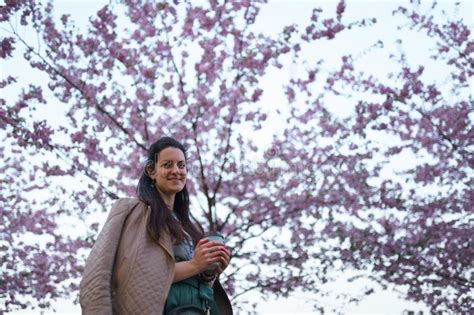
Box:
[80,137,232,314]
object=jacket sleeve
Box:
[79,198,137,315]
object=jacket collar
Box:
[158,227,174,259]
[143,204,174,259]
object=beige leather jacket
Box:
[79,198,232,315]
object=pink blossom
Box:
[71,131,85,143]
[251,88,263,102]
[336,0,346,20]
[0,37,15,58]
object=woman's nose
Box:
[171,164,180,173]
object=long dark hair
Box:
[137,137,202,245]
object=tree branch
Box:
[8,21,148,152]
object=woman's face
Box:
[150,147,187,197]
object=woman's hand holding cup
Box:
[191,237,230,275]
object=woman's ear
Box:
[145,160,155,177]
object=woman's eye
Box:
[178,163,186,169]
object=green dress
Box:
[163,234,220,315]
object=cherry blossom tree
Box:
[0,0,347,312]
[276,2,473,313]
[1,0,472,313]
